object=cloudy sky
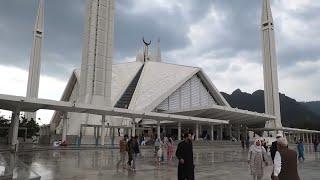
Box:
[0,0,319,124]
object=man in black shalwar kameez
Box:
[176,133,194,180]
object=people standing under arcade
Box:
[248,139,268,180]
[176,133,194,180]
[154,138,161,155]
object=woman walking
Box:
[167,138,174,161]
[248,139,268,180]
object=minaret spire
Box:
[156,38,162,62]
[261,0,282,129]
[25,0,45,121]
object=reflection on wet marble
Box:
[1,145,320,180]
[0,152,41,180]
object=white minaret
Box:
[156,38,162,62]
[261,0,282,129]
[25,0,44,121]
[79,0,115,106]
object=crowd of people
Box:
[115,132,319,180]
[116,135,140,171]
[117,134,176,171]
[247,133,303,180]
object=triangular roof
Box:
[50,61,230,126]
[128,61,229,112]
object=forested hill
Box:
[221,89,320,130]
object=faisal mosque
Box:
[1,0,320,148]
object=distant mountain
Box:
[221,89,320,130]
[301,101,320,116]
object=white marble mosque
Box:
[48,0,282,145]
[1,0,320,148]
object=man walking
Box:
[297,139,305,161]
[117,135,128,169]
[132,136,140,171]
[127,136,134,169]
[240,135,245,150]
[176,133,194,180]
[270,133,283,161]
[313,139,319,152]
[245,136,250,150]
[273,137,300,180]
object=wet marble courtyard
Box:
[1,145,320,180]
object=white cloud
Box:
[274,0,320,11]
[279,60,320,101]
[0,65,66,124]
[197,51,264,94]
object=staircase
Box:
[115,65,144,108]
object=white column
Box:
[62,113,68,142]
[178,122,181,141]
[196,123,199,140]
[229,125,232,140]
[9,109,20,150]
[299,133,302,141]
[157,121,161,139]
[132,119,136,137]
[220,125,224,140]
[211,125,214,141]
[245,126,249,140]
[236,125,241,141]
[101,115,106,145]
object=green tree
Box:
[20,116,40,138]
[0,115,10,137]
